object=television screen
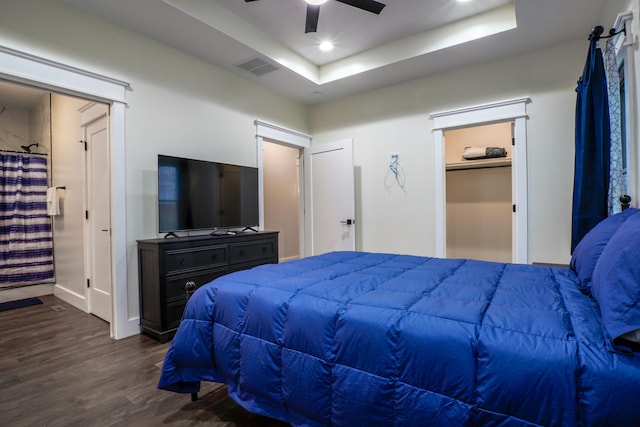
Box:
[158,155,259,233]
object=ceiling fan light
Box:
[319,41,334,51]
[305,0,327,5]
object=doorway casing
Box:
[255,120,311,259]
[431,97,530,264]
[0,44,133,339]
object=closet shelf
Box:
[446,157,512,171]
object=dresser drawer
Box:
[165,267,228,302]
[165,245,228,273]
[138,231,278,342]
[166,299,187,330]
[229,239,276,265]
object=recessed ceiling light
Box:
[306,0,327,5]
[458,0,472,2]
[319,41,334,52]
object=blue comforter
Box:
[158,251,640,426]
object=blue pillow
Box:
[570,208,639,293]
[591,211,640,345]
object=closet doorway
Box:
[263,140,301,262]
[445,122,513,262]
[431,98,529,264]
[255,120,311,261]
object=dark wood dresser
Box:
[137,231,279,342]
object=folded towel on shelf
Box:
[462,146,507,160]
[46,187,60,216]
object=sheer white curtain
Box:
[604,38,625,214]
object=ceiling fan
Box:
[244,0,386,33]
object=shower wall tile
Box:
[0,106,30,150]
[0,94,51,155]
[31,94,51,155]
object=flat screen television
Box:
[157,155,259,233]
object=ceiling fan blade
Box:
[336,0,385,14]
[305,4,320,33]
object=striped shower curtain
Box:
[0,154,54,287]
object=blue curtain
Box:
[572,39,611,252]
[0,154,54,287]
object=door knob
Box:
[340,219,354,225]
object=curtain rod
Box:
[0,148,48,156]
[589,25,625,41]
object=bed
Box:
[158,209,640,426]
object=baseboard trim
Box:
[53,284,88,313]
[117,318,141,340]
[279,255,300,263]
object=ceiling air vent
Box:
[236,56,279,76]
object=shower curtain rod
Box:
[0,148,48,156]
[589,25,625,41]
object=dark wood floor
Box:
[0,295,290,427]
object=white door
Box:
[84,108,112,322]
[306,139,355,255]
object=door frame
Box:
[255,120,311,258]
[0,45,133,339]
[80,102,112,322]
[430,97,530,264]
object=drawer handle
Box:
[211,254,217,260]
[239,250,245,256]
[185,281,196,298]
[179,258,186,265]
[262,246,267,252]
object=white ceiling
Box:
[10,0,609,105]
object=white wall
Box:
[0,0,309,327]
[601,0,635,23]
[310,39,588,264]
